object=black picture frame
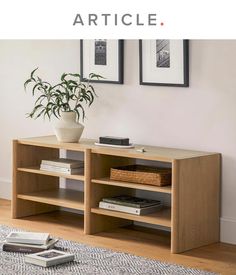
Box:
[80,40,124,84]
[139,40,189,87]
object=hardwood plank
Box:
[17,135,217,161]
[172,155,220,253]
[92,177,172,193]
[17,189,84,210]
[84,149,91,234]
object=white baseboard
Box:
[220,217,236,244]
[0,178,11,200]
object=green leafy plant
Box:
[24,68,103,121]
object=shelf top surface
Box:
[16,135,219,162]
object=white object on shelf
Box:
[41,158,84,168]
[94,142,134,149]
[40,164,84,175]
[99,201,163,215]
[54,111,84,143]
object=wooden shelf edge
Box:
[91,207,171,228]
[17,167,85,181]
[92,178,172,194]
[17,189,84,211]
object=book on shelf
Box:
[41,158,84,169]
[40,164,84,175]
[3,238,59,253]
[99,201,163,215]
[6,232,50,245]
[102,195,161,208]
[25,249,74,267]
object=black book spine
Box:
[3,244,45,253]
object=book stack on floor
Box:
[3,232,75,267]
[99,195,163,215]
[3,232,59,253]
[40,158,84,175]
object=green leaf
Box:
[61,73,67,81]
[24,79,32,90]
[75,103,85,120]
[31,67,38,79]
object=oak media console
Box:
[12,135,220,253]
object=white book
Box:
[41,158,84,168]
[40,164,84,175]
[4,238,59,249]
[25,249,74,267]
[6,232,50,245]
[99,201,163,215]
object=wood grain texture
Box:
[17,135,217,162]
[84,149,91,234]
[17,189,84,210]
[91,207,171,227]
[17,167,84,181]
[171,154,220,253]
[12,140,59,218]
[92,178,172,193]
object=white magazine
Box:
[25,249,74,267]
[99,201,163,215]
[6,232,50,245]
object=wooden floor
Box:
[1,199,236,274]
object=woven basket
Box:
[110,165,171,187]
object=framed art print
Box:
[139,40,189,87]
[80,39,124,84]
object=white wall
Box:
[0,40,236,244]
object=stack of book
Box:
[3,232,59,253]
[99,195,163,215]
[40,158,84,175]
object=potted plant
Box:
[24,68,103,142]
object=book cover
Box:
[3,238,59,253]
[3,244,46,253]
[40,164,84,175]
[102,195,161,208]
[41,158,84,168]
[25,249,74,267]
[99,201,163,215]
[6,232,50,245]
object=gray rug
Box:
[0,225,217,275]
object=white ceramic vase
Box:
[54,111,84,143]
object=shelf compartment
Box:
[17,166,84,181]
[91,206,171,228]
[92,177,172,194]
[17,189,84,211]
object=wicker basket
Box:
[110,165,171,187]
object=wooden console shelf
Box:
[17,189,84,211]
[17,167,84,181]
[12,135,221,253]
[92,178,172,193]
[91,207,172,228]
